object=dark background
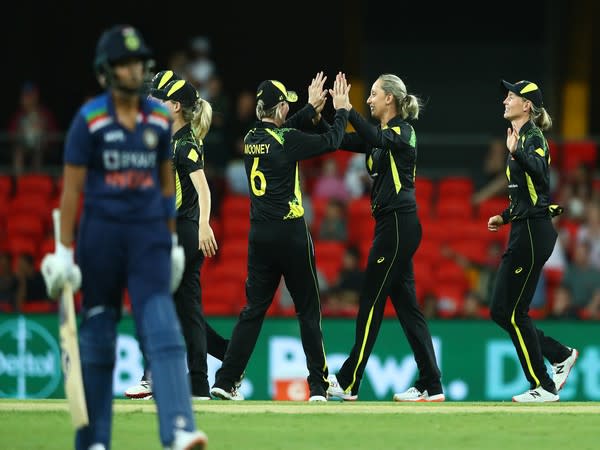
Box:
[2,0,598,172]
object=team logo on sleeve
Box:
[143,129,158,149]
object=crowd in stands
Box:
[1,36,599,320]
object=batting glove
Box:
[170,233,186,293]
[41,242,82,300]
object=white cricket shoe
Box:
[124,380,152,399]
[165,429,207,450]
[393,387,445,402]
[191,396,211,401]
[210,386,245,401]
[553,348,578,392]
[326,375,358,401]
[308,394,327,402]
[512,386,559,403]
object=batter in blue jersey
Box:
[41,24,207,450]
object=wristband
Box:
[162,195,177,219]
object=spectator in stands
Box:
[461,291,485,319]
[576,201,600,270]
[561,240,600,310]
[14,253,48,310]
[472,137,508,206]
[582,292,600,320]
[557,164,593,222]
[0,252,17,311]
[225,90,256,196]
[325,245,364,315]
[203,74,231,217]
[440,239,502,305]
[313,157,350,204]
[187,36,215,99]
[547,285,579,320]
[8,81,60,176]
[344,153,372,198]
[318,198,348,241]
[421,292,439,319]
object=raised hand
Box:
[308,71,328,111]
[329,72,352,111]
[506,127,518,154]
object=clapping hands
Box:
[329,71,352,111]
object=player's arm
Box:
[340,131,369,154]
[59,164,86,246]
[511,135,548,183]
[284,108,349,162]
[189,169,218,257]
[349,109,415,152]
[158,159,176,233]
[60,112,90,246]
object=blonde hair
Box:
[256,99,282,121]
[378,73,423,120]
[530,103,552,131]
[182,98,213,140]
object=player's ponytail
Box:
[531,104,552,131]
[189,98,213,140]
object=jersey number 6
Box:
[251,157,267,196]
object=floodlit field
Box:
[1,399,598,449]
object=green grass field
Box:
[1,399,599,449]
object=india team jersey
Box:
[64,93,172,222]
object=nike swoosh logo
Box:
[515,267,523,274]
[377,257,385,263]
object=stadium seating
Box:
[561,140,597,172]
[15,173,55,198]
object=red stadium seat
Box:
[435,198,474,220]
[438,176,474,198]
[415,177,435,202]
[477,196,509,220]
[0,175,13,199]
[310,197,330,234]
[221,195,251,219]
[348,215,374,246]
[314,241,345,282]
[221,217,250,240]
[6,214,45,242]
[6,235,37,258]
[15,173,55,198]
[348,197,372,222]
[562,140,597,172]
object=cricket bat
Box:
[53,208,89,429]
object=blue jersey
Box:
[64,93,172,222]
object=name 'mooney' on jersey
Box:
[243,127,304,221]
[63,93,172,222]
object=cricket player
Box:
[41,24,206,449]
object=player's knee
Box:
[140,294,186,356]
[490,304,509,327]
[79,307,117,367]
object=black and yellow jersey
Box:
[500,121,551,223]
[171,123,204,221]
[244,105,349,222]
[340,110,417,218]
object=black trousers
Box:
[140,220,228,393]
[214,218,329,396]
[337,211,442,396]
[490,217,570,393]
[171,219,229,395]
